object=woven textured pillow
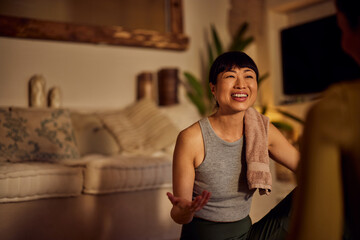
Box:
[0,107,80,162]
[98,99,179,154]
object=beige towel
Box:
[244,107,272,195]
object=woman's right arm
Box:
[167,125,211,224]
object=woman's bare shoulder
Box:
[175,121,204,151]
[178,121,202,140]
[175,121,204,163]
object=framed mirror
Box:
[0,0,188,51]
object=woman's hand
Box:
[166,190,211,224]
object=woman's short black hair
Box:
[335,0,360,29]
[209,51,259,85]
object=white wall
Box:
[0,0,231,109]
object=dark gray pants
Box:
[180,189,294,240]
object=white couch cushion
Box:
[83,154,172,194]
[0,162,83,203]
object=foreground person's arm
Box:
[287,95,345,240]
[167,124,211,224]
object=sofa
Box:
[0,99,201,240]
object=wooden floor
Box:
[0,163,296,240]
[0,187,181,240]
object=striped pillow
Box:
[98,99,179,154]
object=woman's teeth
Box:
[232,93,247,97]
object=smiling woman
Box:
[167,51,300,239]
[211,67,258,113]
[0,0,188,50]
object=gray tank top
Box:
[194,118,254,222]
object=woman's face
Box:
[210,66,257,113]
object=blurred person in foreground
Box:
[288,0,360,239]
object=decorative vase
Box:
[29,75,46,108]
[137,72,154,100]
[48,87,62,108]
[157,68,179,106]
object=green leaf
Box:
[261,105,268,115]
[272,121,294,131]
[276,109,305,124]
[211,24,223,56]
[207,42,214,67]
[234,36,254,51]
[187,92,206,116]
[236,22,249,39]
[184,72,204,98]
[258,72,269,85]
[229,22,250,51]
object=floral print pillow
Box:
[0,107,80,162]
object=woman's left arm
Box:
[268,123,300,172]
